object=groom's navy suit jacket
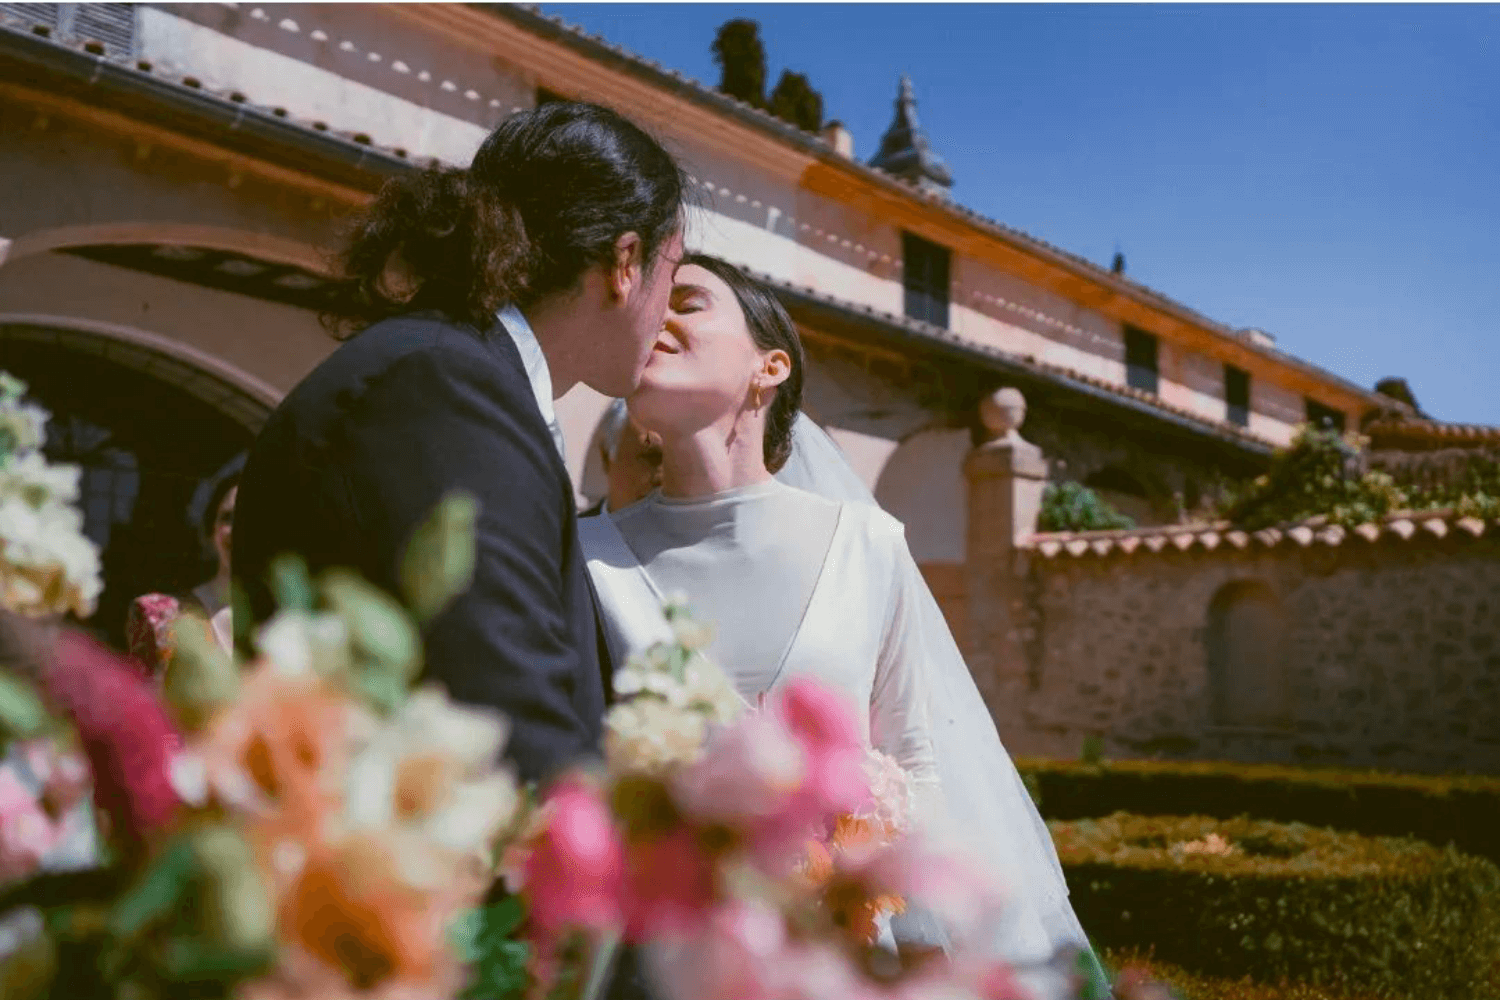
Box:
[234,311,608,784]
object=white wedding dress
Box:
[580,416,1099,975]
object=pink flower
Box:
[0,766,57,883]
[623,826,717,941]
[39,631,182,849]
[973,961,1033,1000]
[738,680,873,856]
[672,710,805,824]
[523,778,625,934]
[862,838,1002,934]
[18,740,90,818]
[649,901,787,1000]
[779,677,862,754]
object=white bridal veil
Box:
[777,413,1094,968]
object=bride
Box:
[578,254,1101,977]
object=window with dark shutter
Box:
[1305,399,1346,432]
[1124,325,1159,394]
[69,3,136,58]
[0,3,136,57]
[0,3,62,32]
[1225,364,1250,427]
[901,232,950,329]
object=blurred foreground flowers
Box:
[0,366,1127,999]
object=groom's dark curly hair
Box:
[681,254,805,474]
[329,101,687,334]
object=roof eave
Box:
[757,272,1276,460]
[479,4,1387,413]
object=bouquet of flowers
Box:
[506,606,1107,1000]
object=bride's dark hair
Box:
[681,254,804,473]
[330,102,686,334]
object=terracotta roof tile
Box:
[747,267,1281,451]
[1025,508,1494,559]
[1364,416,1500,448]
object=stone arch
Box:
[1206,580,1289,728]
[0,320,265,646]
[875,426,972,563]
[2,222,332,276]
[0,314,279,433]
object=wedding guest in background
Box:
[125,472,238,677]
[584,397,663,517]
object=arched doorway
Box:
[1206,580,1289,728]
[0,326,262,647]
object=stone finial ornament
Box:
[979,387,1028,442]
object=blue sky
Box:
[541,4,1500,425]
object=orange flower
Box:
[799,838,835,888]
[272,832,477,994]
[830,813,884,853]
[822,875,906,945]
[182,663,373,894]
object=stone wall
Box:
[947,388,1500,777]
[992,525,1500,775]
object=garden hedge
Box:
[1017,758,1500,864]
[1053,813,1500,1000]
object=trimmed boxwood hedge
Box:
[1053,813,1500,1000]
[1018,758,1500,865]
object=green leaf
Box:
[268,553,314,613]
[0,672,51,740]
[161,612,239,732]
[105,835,197,972]
[157,939,274,983]
[401,491,480,623]
[190,825,275,953]
[320,569,422,714]
[454,895,533,1000]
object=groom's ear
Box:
[761,349,793,388]
[609,232,644,302]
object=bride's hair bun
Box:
[329,102,686,335]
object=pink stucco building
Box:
[0,4,1400,645]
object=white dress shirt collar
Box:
[496,304,567,462]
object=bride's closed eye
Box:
[669,283,710,314]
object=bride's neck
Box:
[657,423,772,500]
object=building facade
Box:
[0,3,1397,645]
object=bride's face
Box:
[629,263,768,436]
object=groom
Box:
[233,102,684,786]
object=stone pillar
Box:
[962,388,1047,722]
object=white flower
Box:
[604,698,709,775]
[256,610,350,679]
[671,615,715,652]
[0,400,48,456]
[342,685,517,859]
[1,452,80,505]
[0,489,102,618]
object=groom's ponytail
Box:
[328,102,686,335]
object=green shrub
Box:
[1218,424,1500,529]
[1017,757,1500,866]
[1101,948,1422,1000]
[1039,481,1136,532]
[1054,814,1500,1000]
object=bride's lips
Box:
[652,338,680,354]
